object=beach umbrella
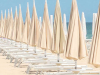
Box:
[52,0,66,62]
[8,8,14,40]
[1,10,6,38]
[89,3,100,67]
[1,11,5,39]
[64,0,88,69]
[38,0,52,57]
[81,12,87,39]
[6,9,11,39]
[28,0,40,52]
[0,19,2,38]
[6,9,10,39]
[50,15,53,35]
[17,5,24,43]
[12,7,18,41]
[0,11,4,38]
[92,13,97,35]
[1,11,5,38]
[22,3,30,50]
[3,10,7,38]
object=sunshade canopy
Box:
[12,7,18,41]
[6,9,10,38]
[52,0,66,53]
[22,3,31,44]
[8,8,13,39]
[64,0,88,60]
[38,0,52,50]
[89,3,100,67]
[17,5,24,42]
[28,0,40,47]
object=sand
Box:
[77,56,100,71]
[0,53,28,75]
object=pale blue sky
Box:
[0,0,99,22]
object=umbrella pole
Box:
[1,37,2,41]
[27,44,28,50]
[4,37,5,41]
[5,38,6,42]
[11,40,12,45]
[2,37,4,41]
[75,60,77,69]
[34,46,36,53]
[20,42,22,49]
[4,38,5,42]
[15,41,16,46]
[57,53,60,62]
[2,37,3,41]
[6,38,7,43]
[45,50,46,57]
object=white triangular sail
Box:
[50,15,53,34]
[63,14,67,36]
[81,12,87,39]
[92,13,97,35]
[39,17,42,28]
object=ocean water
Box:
[67,22,92,39]
[86,22,92,39]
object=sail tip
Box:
[8,9,9,13]
[82,12,84,13]
[5,10,6,13]
[15,6,17,10]
[27,2,29,7]
[39,17,42,20]
[93,13,97,15]
[33,0,35,6]
[82,12,85,17]
[45,0,47,3]
[64,13,66,16]
[50,15,53,19]
[11,7,12,12]
[19,4,21,9]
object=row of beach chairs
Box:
[0,38,99,75]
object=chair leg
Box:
[36,70,38,75]
[10,58,14,63]
[14,58,18,67]
[17,59,22,67]
[8,55,11,59]
[18,61,22,67]
[6,55,9,59]
[26,66,29,74]
[40,71,42,75]
[8,55,12,59]
[26,66,31,74]
[2,52,5,56]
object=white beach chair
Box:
[26,60,91,74]
[13,54,55,67]
[44,71,100,75]
[26,65,90,74]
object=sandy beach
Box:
[0,53,28,75]
[77,56,100,72]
